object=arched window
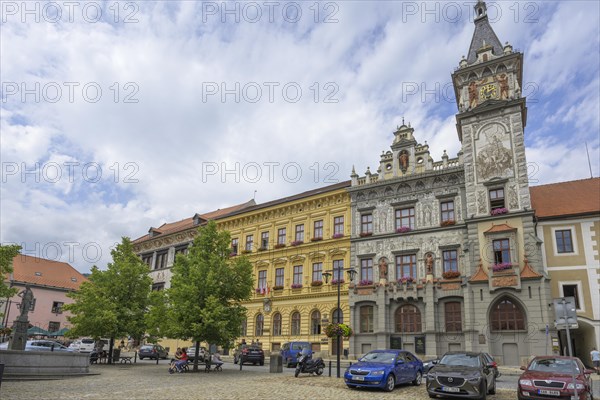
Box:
[311,310,321,335]
[255,314,264,336]
[332,308,343,324]
[490,298,525,331]
[240,318,247,337]
[291,311,301,336]
[482,67,492,77]
[395,305,422,333]
[272,313,282,336]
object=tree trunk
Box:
[192,340,200,372]
[108,337,115,365]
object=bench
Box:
[119,356,133,364]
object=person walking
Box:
[591,347,600,375]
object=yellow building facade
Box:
[217,182,352,356]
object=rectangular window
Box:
[295,224,304,242]
[151,282,165,291]
[361,214,373,234]
[360,258,373,282]
[395,207,415,230]
[489,188,505,210]
[562,284,581,309]
[395,254,417,279]
[313,220,323,239]
[278,228,286,245]
[231,238,239,255]
[174,245,189,257]
[275,268,285,287]
[333,259,344,281]
[155,251,168,270]
[442,250,458,272]
[555,230,574,253]
[334,216,344,235]
[48,321,60,332]
[293,266,303,286]
[261,232,269,249]
[493,239,511,264]
[51,301,64,314]
[245,235,253,251]
[360,306,374,333]
[444,302,462,332]
[312,262,323,282]
[440,201,455,223]
[141,254,153,268]
[258,270,267,289]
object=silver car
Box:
[0,340,73,352]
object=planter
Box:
[491,208,508,216]
[258,247,268,252]
[274,244,286,249]
[396,227,412,234]
[332,234,344,239]
[310,281,323,287]
[241,250,252,254]
[310,237,323,242]
[442,271,460,280]
[359,232,373,237]
[441,220,455,227]
[272,286,284,291]
[291,241,304,246]
[291,284,303,289]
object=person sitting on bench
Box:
[211,351,224,370]
[175,348,188,373]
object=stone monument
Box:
[8,285,33,350]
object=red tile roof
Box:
[520,258,543,279]
[133,199,257,244]
[469,259,489,282]
[9,254,87,290]
[530,178,600,219]
[484,223,516,234]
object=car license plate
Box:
[353,376,364,381]
[538,389,560,396]
[442,387,460,393]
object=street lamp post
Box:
[323,266,356,378]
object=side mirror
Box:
[584,369,595,375]
[396,359,405,365]
[520,366,526,371]
[432,360,439,365]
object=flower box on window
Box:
[359,232,373,237]
[311,280,323,287]
[441,220,456,227]
[397,276,415,284]
[442,270,460,280]
[310,237,323,242]
[229,252,238,257]
[291,240,304,246]
[291,283,303,289]
[258,247,268,252]
[272,285,284,291]
[491,207,508,216]
[332,233,344,239]
[255,287,265,294]
[396,226,412,234]
[241,249,252,254]
[274,243,286,249]
[331,279,345,285]
[492,262,514,273]
[358,279,373,286]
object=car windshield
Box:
[440,354,480,368]
[529,358,581,374]
[81,339,95,344]
[140,346,153,351]
[359,351,397,364]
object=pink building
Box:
[2,254,87,334]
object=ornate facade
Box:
[347,1,555,365]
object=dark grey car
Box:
[138,344,168,360]
[426,351,496,399]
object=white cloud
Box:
[1,1,598,273]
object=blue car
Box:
[344,349,423,392]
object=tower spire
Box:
[466,0,503,65]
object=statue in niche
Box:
[425,253,434,275]
[378,257,388,286]
[468,81,478,108]
[399,150,409,171]
[423,204,432,226]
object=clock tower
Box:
[451,0,530,222]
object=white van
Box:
[70,338,96,353]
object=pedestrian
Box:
[591,347,600,375]
[119,339,125,350]
[211,351,224,369]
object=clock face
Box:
[479,84,497,100]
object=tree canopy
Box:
[158,221,253,370]
[0,245,21,319]
[64,237,152,361]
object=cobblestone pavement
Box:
[1,362,518,400]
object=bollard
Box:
[134,351,137,363]
[156,354,159,365]
[239,356,243,371]
[328,360,332,377]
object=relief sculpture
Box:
[477,189,487,214]
[476,124,514,181]
[508,184,519,209]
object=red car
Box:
[518,356,595,400]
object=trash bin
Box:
[269,353,283,373]
[112,348,121,363]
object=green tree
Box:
[0,245,21,320]
[166,221,253,371]
[64,237,152,363]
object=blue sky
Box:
[1,1,598,273]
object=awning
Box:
[48,327,69,337]
[27,326,50,335]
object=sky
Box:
[1,1,599,274]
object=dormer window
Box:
[71,277,77,282]
[35,272,42,276]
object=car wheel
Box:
[488,376,496,394]
[253,362,257,365]
[139,357,144,360]
[412,371,422,386]
[428,394,436,399]
[316,366,324,376]
[479,381,487,400]
[384,374,396,392]
[259,361,264,366]
[295,366,301,378]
